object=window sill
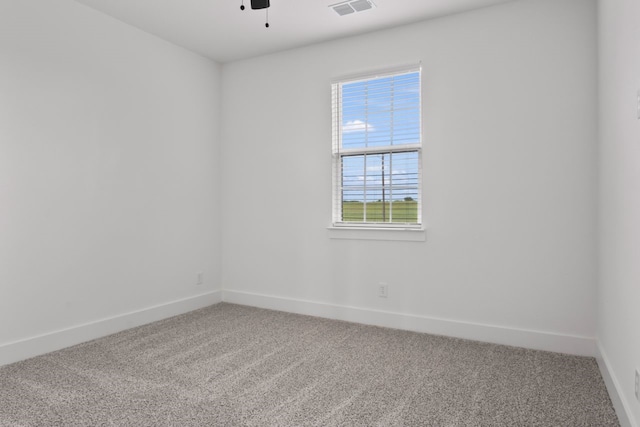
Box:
[327,226,426,242]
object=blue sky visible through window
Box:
[340,72,420,206]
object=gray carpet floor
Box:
[0,303,619,426]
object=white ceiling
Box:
[74,0,515,63]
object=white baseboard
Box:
[0,288,599,370]
[596,342,638,427]
[0,291,222,367]
[222,290,596,357]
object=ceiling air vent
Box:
[331,0,375,16]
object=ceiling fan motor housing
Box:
[251,0,270,9]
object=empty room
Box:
[1,0,638,425]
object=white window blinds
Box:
[332,65,422,226]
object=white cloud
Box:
[343,120,375,133]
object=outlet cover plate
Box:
[378,283,388,298]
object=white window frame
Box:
[331,64,423,230]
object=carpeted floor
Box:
[0,303,619,426]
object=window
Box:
[331,65,422,228]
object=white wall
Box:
[221,0,598,352]
[0,0,605,374]
[0,0,221,351]
[598,0,640,423]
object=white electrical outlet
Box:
[635,369,639,402]
[378,283,388,298]
[196,272,203,286]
